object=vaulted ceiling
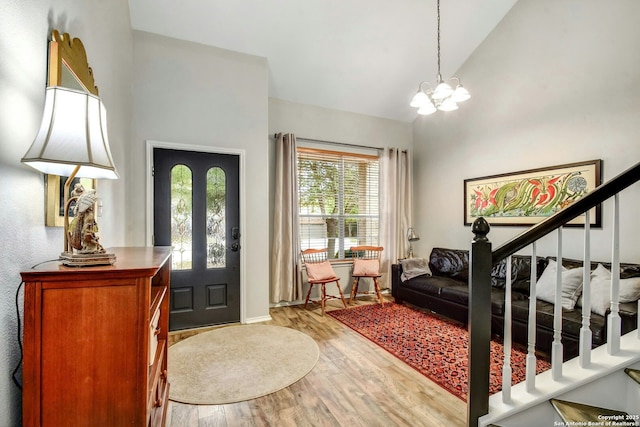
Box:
[128,0,517,122]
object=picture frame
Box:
[464,159,602,227]
[45,175,96,227]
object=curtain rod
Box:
[272,134,383,151]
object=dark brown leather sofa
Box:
[391,247,640,361]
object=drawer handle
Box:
[154,327,161,336]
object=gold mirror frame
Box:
[44,30,97,227]
[48,29,98,95]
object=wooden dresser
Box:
[21,246,171,427]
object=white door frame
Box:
[145,139,247,324]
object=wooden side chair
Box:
[300,248,347,315]
[349,246,384,305]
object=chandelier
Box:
[410,0,470,115]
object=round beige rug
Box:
[168,324,319,404]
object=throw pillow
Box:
[535,260,584,310]
[305,260,336,281]
[580,264,640,316]
[400,258,431,282]
[353,258,380,276]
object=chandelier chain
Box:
[436,0,441,77]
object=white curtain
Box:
[270,133,301,303]
[379,148,412,288]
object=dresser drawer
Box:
[149,306,161,364]
[149,370,169,427]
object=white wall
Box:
[412,0,640,263]
[130,31,270,322]
[268,98,413,298]
[0,0,132,424]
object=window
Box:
[297,147,379,259]
[170,164,192,270]
[206,167,226,269]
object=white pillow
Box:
[580,264,640,316]
[535,260,584,310]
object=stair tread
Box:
[550,399,628,423]
[625,368,640,385]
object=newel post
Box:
[467,217,492,427]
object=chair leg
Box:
[320,284,327,316]
[349,277,359,304]
[335,280,348,308]
[373,277,384,305]
[304,283,314,309]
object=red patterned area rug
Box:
[328,302,551,401]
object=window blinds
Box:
[297,147,379,259]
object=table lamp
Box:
[21,86,119,266]
[407,227,420,258]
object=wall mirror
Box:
[44,30,97,227]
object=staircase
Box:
[550,368,640,425]
[467,161,640,427]
[480,340,640,426]
[549,367,640,425]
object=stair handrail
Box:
[468,160,640,427]
[492,161,640,264]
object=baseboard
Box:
[245,315,273,324]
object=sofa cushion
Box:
[491,255,547,293]
[438,285,528,317]
[549,257,640,280]
[400,274,462,297]
[429,247,469,281]
[510,298,607,344]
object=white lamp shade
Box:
[452,85,471,102]
[432,81,454,100]
[21,87,118,179]
[410,91,431,108]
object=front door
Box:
[153,148,240,330]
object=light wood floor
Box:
[166,295,467,427]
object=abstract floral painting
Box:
[464,160,601,226]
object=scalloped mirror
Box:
[44,30,97,227]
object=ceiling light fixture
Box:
[410,0,470,115]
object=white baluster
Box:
[608,194,621,354]
[552,227,563,380]
[526,243,537,392]
[502,256,512,403]
[580,210,592,368]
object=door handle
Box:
[231,242,240,252]
[232,227,240,240]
